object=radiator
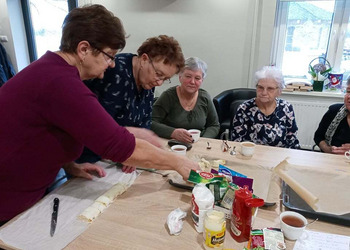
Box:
[289,101,330,150]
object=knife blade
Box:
[50,197,59,237]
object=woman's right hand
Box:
[331,144,350,155]
[176,157,201,181]
[171,128,193,143]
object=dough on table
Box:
[91,201,107,213]
[198,158,226,172]
[95,195,112,206]
[78,206,100,223]
[103,183,127,200]
[78,183,128,223]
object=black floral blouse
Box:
[231,98,300,149]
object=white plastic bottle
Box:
[191,184,214,233]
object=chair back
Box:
[213,88,256,139]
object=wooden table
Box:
[2,138,350,249]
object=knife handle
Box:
[53,197,59,212]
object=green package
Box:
[187,170,224,184]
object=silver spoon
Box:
[137,168,170,177]
[230,146,236,155]
[207,142,212,149]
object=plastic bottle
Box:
[230,185,264,242]
[191,184,214,233]
[203,210,226,250]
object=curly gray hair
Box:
[254,66,285,89]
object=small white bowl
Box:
[280,211,307,240]
[188,129,201,142]
[171,145,187,155]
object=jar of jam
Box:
[203,210,226,250]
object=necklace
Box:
[177,86,197,111]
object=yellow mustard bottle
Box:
[203,210,226,249]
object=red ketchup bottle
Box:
[230,185,264,242]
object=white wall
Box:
[79,0,277,97]
[2,0,277,98]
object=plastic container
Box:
[230,185,264,242]
[191,184,214,233]
[203,210,226,249]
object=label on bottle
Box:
[204,221,226,248]
[230,213,242,236]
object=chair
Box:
[213,88,256,139]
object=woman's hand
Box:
[63,162,106,180]
[122,165,136,173]
[171,129,193,143]
[176,158,201,181]
[331,144,350,155]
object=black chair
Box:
[213,88,256,139]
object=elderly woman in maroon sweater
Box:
[0,5,199,225]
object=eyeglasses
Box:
[256,84,279,93]
[95,48,116,65]
[148,56,171,84]
[183,74,203,82]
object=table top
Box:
[1,138,350,249]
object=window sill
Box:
[281,90,344,99]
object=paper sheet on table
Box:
[274,158,350,215]
[0,162,140,250]
[189,154,273,201]
[293,230,350,250]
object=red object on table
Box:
[229,185,264,242]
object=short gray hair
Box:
[254,66,285,89]
[181,57,208,79]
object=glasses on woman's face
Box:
[95,48,116,65]
[182,74,202,82]
[148,56,171,84]
[256,84,279,93]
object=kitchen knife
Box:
[50,197,59,237]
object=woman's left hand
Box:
[63,162,106,180]
[331,144,350,155]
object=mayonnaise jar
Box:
[203,210,226,249]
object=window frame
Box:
[20,0,77,62]
[272,0,350,80]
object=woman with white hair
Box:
[151,57,220,143]
[231,66,300,148]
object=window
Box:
[21,0,77,62]
[272,0,350,89]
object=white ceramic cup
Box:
[280,211,307,241]
[345,150,350,160]
[171,145,187,155]
[240,141,255,157]
[188,129,201,142]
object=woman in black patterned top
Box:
[231,66,300,149]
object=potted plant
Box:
[308,57,332,92]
